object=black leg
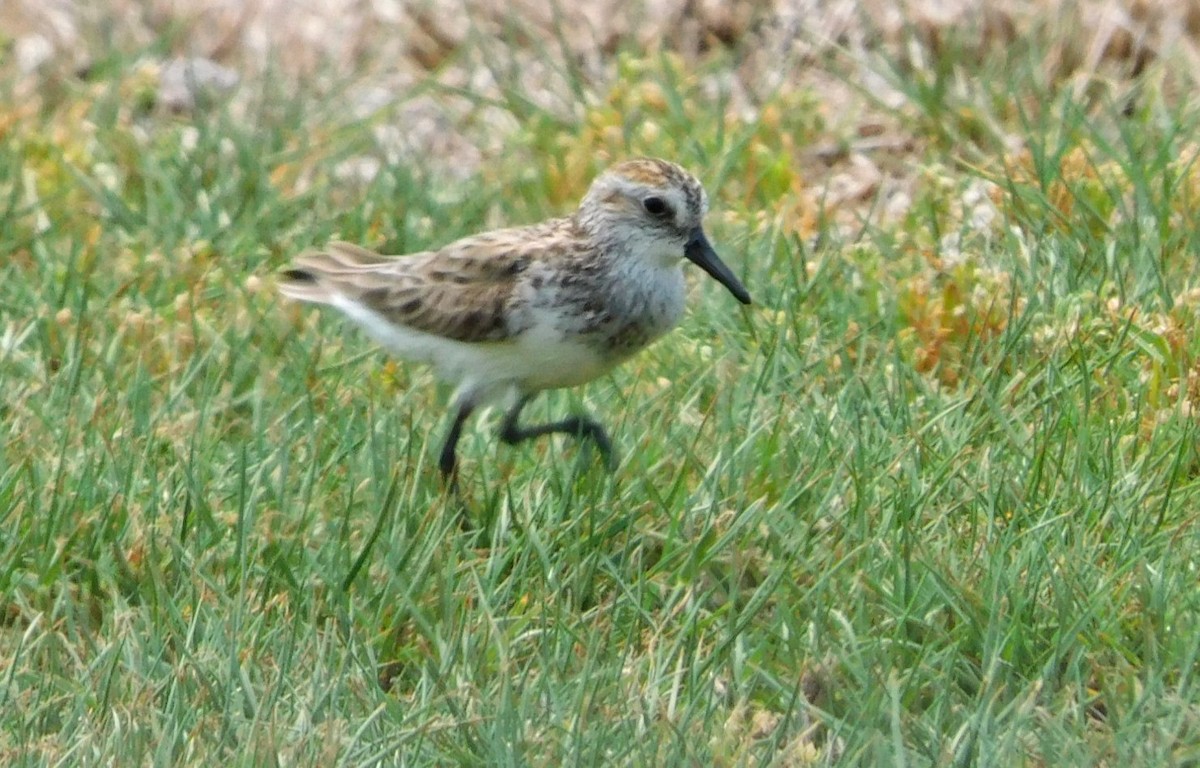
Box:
[498,396,615,469]
[439,401,475,482]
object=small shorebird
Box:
[278,157,751,481]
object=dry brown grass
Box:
[6,0,1199,164]
[0,5,1186,265]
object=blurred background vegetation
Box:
[4,1,1200,765]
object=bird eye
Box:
[642,196,671,217]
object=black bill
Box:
[684,228,751,305]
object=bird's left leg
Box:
[497,395,615,469]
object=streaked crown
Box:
[576,158,709,241]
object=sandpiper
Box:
[278,157,751,481]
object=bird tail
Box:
[276,241,394,305]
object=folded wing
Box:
[278,238,538,343]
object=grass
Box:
[4,15,1200,767]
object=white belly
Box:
[330,295,613,404]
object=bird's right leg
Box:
[438,400,476,483]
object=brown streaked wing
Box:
[334,228,557,343]
[278,240,416,304]
[287,240,403,273]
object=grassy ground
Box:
[4,8,1200,766]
